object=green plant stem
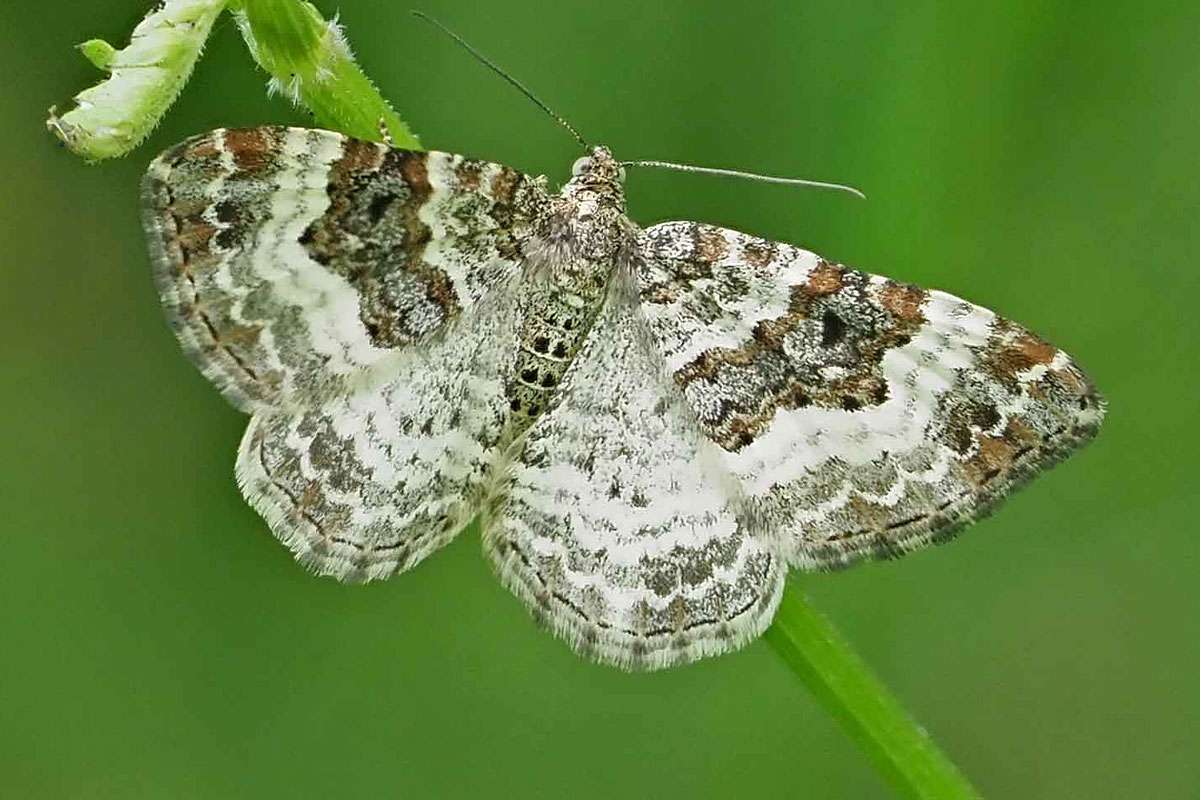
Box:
[230,0,420,148]
[766,585,982,800]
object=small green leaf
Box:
[77,39,118,71]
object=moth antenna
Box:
[411,11,590,150]
[620,160,866,199]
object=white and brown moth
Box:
[142,126,1103,669]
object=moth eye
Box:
[571,156,591,177]
[617,165,627,182]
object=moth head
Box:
[569,146,626,186]
[563,146,628,221]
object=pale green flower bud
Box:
[47,0,227,161]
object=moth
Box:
[142,126,1103,669]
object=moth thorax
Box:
[548,253,614,300]
[565,215,634,281]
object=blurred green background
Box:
[2,1,1196,797]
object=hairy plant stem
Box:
[229,0,420,148]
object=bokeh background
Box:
[2,1,1196,797]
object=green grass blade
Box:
[766,583,983,799]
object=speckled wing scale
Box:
[142,126,544,580]
[638,222,1104,570]
[142,128,1103,669]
